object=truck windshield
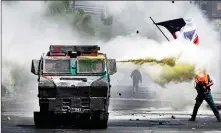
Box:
[77,59,104,73]
[44,59,70,73]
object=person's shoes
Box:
[188,117,195,121]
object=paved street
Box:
[2,108,221,133]
[2,86,221,133]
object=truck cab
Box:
[31,45,117,128]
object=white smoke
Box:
[2,1,82,111]
[101,1,221,110]
[2,1,220,111]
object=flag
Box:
[217,1,221,11]
[155,18,199,45]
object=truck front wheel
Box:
[34,112,55,128]
[90,112,108,129]
[97,119,108,129]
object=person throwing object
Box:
[189,68,221,122]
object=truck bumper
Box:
[34,111,109,127]
[40,97,109,113]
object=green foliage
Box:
[44,1,116,41]
[46,1,71,15]
[45,1,95,37]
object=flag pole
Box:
[150,17,170,42]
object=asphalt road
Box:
[2,108,221,133]
[2,86,221,133]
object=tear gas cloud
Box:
[102,1,220,87]
[2,1,220,111]
[102,1,221,110]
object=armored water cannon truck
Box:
[31,45,117,128]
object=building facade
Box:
[195,1,221,32]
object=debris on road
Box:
[171,115,176,119]
[118,93,122,96]
[136,119,139,121]
[7,117,10,120]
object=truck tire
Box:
[34,112,55,128]
[77,114,90,128]
[90,112,108,129]
[97,119,108,129]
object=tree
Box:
[45,1,95,36]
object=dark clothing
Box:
[190,74,220,121]
[192,91,220,119]
[130,69,142,93]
